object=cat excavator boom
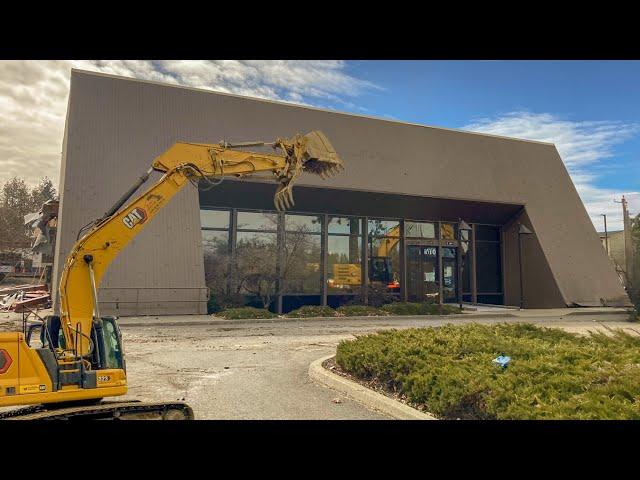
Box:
[0,131,343,419]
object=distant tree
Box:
[30,177,57,208]
[0,176,57,253]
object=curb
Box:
[308,354,436,420]
[117,312,515,328]
[117,310,631,328]
[563,309,632,317]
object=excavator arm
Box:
[58,131,343,358]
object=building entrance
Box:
[406,245,458,303]
[407,245,439,302]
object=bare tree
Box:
[235,234,278,308]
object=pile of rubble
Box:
[0,284,50,312]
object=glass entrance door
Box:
[406,245,440,302]
[442,247,458,303]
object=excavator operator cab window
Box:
[26,321,65,350]
[101,317,124,370]
[26,323,45,348]
[369,257,392,283]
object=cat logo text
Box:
[122,207,148,229]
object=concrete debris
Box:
[0,285,50,312]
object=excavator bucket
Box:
[274,131,344,211]
[300,130,344,178]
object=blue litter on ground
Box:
[493,355,511,369]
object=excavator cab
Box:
[25,316,125,373]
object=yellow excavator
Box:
[0,131,343,419]
[328,225,400,291]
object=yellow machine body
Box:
[0,131,343,416]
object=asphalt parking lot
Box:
[117,314,638,420]
[1,310,636,419]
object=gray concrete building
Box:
[52,69,631,316]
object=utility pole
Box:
[615,195,634,288]
[601,213,609,256]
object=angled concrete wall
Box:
[53,70,630,315]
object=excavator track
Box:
[0,400,194,420]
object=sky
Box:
[0,60,638,230]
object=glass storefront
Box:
[367,219,400,298]
[201,207,504,312]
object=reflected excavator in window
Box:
[329,225,401,292]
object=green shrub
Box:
[217,307,276,319]
[207,291,247,314]
[285,305,339,318]
[207,295,221,314]
[380,302,462,316]
[337,305,388,317]
[335,323,640,419]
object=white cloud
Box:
[0,60,378,189]
[463,112,640,231]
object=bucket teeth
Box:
[274,185,295,211]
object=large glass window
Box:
[283,214,322,294]
[328,216,362,294]
[235,211,279,309]
[368,219,399,238]
[286,214,322,233]
[440,222,457,240]
[200,210,230,229]
[476,242,502,293]
[200,206,506,311]
[405,221,436,239]
[368,218,400,293]
[202,230,230,295]
[235,231,278,303]
[475,225,502,305]
[476,225,500,242]
[201,209,231,302]
[329,216,361,235]
[237,211,278,231]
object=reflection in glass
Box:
[328,235,362,293]
[237,211,278,231]
[442,247,457,303]
[440,223,457,240]
[202,231,230,296]
[405,221,436,239]
[476,242,502,293]
[328,216,361,235]
[368,219,400,238]
[442,247,456,258]
[475,225,500,242]
[283,232,321,293]
[369,236,400,258]
[200,209,230,229]
[421,246,440,301]
[368,241,400,289]
[235,232,278,306]
[285,214,322,233]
